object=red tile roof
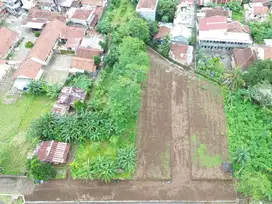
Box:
[199,16,227,31]
[71,57,96,72]
[227,21,250,33]
[0,27,19,58]
[154,26,171,39]
[262,47,272,60]
[13,58,43,79]
[253,5,268,15]
[169,43,192,64]
[60,26,86,39]
[28,19,66,63]
[233,48,256,70]
[71,9,93,20]
[23,8,66,25]
[81,0,103,6]
[76,47,101,59]
[36,140,70,164]
[137,0,157,9]
[204,7,231,18]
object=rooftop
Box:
[169,43,193,65]
[60,26,86,40]
[57,86,87,106]
[154,24,172,39]
[35,140,70,164]
[0,27,19,58]
[233,47,256,70]
[13,58,43,80]
[71,57,96,72]
[71,8,93,20]
[76,47,102,59]
[203,7,232,18]
[137,0,158,10]
[81,0,103,6]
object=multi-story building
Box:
[198,16,253,50]
[3,0,23,15]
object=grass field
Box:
[0,94,54,175]
[109,0,135,25]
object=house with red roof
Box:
[244,2,269,22]
[0,27,20,59]
[198,16,253,50]
[136,0,158,21]
[231,47,257,70]
[169,43,194,65]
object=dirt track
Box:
[24,49,237,202]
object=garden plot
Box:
[188,78,232,180]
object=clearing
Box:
[0,95,54,174]
[24,49,237,202]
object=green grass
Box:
[195,144,222,168]
[0,195,24,204]
[232,11,244,23]
[54,165,68,179]
[0,94,54,175]
[110,0,135,25]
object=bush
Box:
[27,80,61,98]
[34,31,40,37]
[28,156,56,181]
[25,41,34,49]
[116,146,136,172]
[225,1,242,12]
[157,0,178,22]
[66,74,93,93]
[249,81,272,107]
[94,56,101,65]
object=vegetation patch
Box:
[224,89,272,200]
[0,95,54,174]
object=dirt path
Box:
[24,49,237,202]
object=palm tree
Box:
[225,68,245,91]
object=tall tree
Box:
[157,0,178,22]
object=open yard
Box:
[0,95,54,175]
[24,49,237,202]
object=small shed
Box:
[34,140,70,164]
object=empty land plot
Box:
[188,79,231,180]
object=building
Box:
[0,1,7,17]
[13,19,66,90]
[59,26,86,50]
[198,7,232,19]
[70,57,96,73]
[37,0,74,11]
[231,47,256,70]
[34,140,70,164]
[254,46,272,60]
[52,86,87,115]
[244,2,269,22]
[21,0,37,10]
[3,0,22,15]
[169,43,193,65]
[76,47,101,59]
[136,0,158,21]
[81,0,104,7]
[22,8,66,30]
[67,8,94,27]
[0,27,20,59]
[198,16,253,50]
[154,23,172,41]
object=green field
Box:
[0,94,54,175]
[109,0,135,25]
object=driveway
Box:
[42,54,72,85]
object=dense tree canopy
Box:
[249,20,272,44]
[243,59,272,86]
[157,0,178,22]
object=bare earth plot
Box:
[24,49,237,202]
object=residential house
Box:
[198,7,232,20]
[198,16,253,50]
[13,19,66,90]
[231,47,257,70]
[254,46,272,60]
[59,26,86,51]
[81,0,104,7]
[22,8,66,30]
[169,43,194,65]
[154,23,172,41]
[37,0,74,11]
[3,0,22,15]
[70,57,96,73]
[76,47,101,59]
[0,27,20,59]
[67,8,94,27]
[34,140,70,164]
[171,3,194,44]
[136,0,158,21]
[21,0,37,10]
[244,2,269,22]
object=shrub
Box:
[27,80,46,95]
[94,56,101,65]
[25,41,34,49]
[28,156,56,181]
[116,146,136,172]
[92,156,117,182]
[66,74,93,93]
[34,31,40,37]
[249,81,272,107]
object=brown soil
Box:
[24,49,237,202]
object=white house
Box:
[67,8,94,27]
[136,0,158,21]
[244,2,269,22]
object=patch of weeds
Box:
[200,85,207,91]
[192,135,197,145]
[196,144,222,168]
